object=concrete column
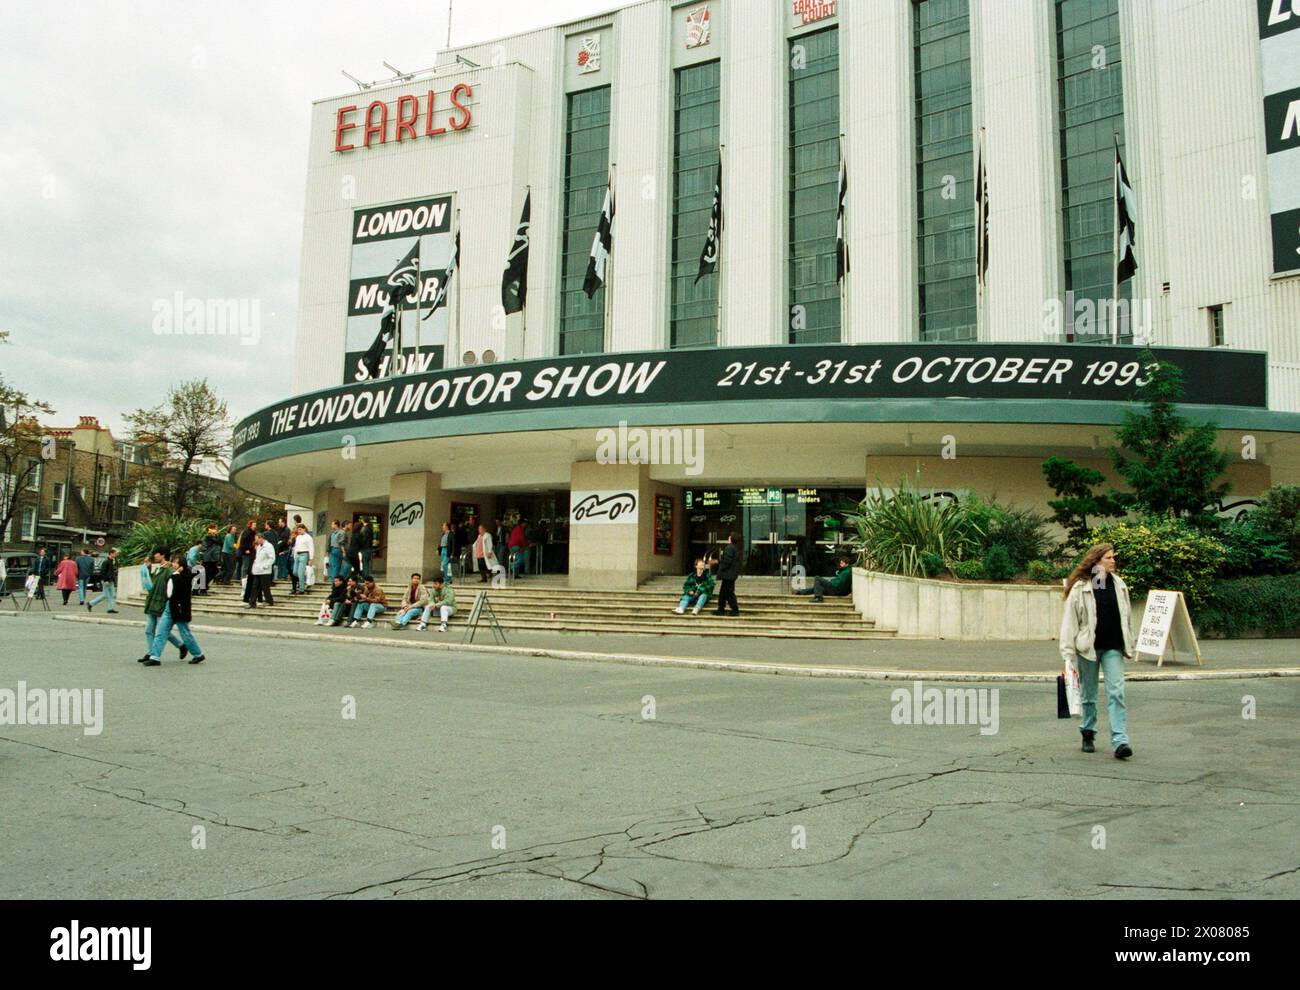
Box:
[568,461,681,590]
[386,472,442,580]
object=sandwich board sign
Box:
[1134,589,1202,667]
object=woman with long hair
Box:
[1059,543,1134,759]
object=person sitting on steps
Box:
[674,558,715,615]
[794,555,854,603]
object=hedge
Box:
[1196,575,1300,638]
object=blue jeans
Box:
[1079,649,1129,748]
[77,578,88,603]
[149,610,202,660]
[395,606,422,627]
[329,546,342,579]
[351,603,385,621]
[294,552,309,590]
[89,581,116,610]
[276,553,289,579]
[144,612,183,655]
[440,547,452,584]
[360,550,373,580]
[678,593,709,611]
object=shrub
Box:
[982,544,1016,581]
[919,551,945,578]
[1027,560,1069,584]
[1211,517,1291,578]
[1251,485,1300,567]
[115,516,211,565]
[1090,517,1224,613]
[984,506,1052,569]
[1197,575,1300,638]
[844,473,981,577]
[950,558,985,581]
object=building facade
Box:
[231,0,1300,587]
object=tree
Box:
[125,380,232,518]
[1110,355,1229,522]
[1041,456,1128,552]
[0,337,57,545]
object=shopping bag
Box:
[317,601,331,622]
[1056,674,1070,719]
[306,564,316,587]
[25,574,39,599]
[1062,657,1081,717]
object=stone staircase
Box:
[122,574,890,640]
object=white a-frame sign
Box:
[1134,589,1203,667]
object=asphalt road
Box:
[1,615,1297,899]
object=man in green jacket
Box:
[795,555,854,603]
[418,576,457,632]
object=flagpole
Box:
[977,126,987,341]
[838,133,847,341]
[522,184,530,360]
[605,164,615,352]
[717,145,725,345]
[452,207,461,369]
[1112,131,1121,347]
[415,236,423,371]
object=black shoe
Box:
[107,609,119,613]
[142,658,160,667]
[179,645,189,660]
[1115,744,1133,760]
[1081,730,1095,753]
[188,655,205,665]
[86,602,93,612]
[137,654,150,663]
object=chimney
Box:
[77,416,100,429]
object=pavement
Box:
[0,612,1297,899]
[8,602,1298,681]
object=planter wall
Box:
[852,568,1064,640]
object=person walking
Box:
[292,524,315,596]
[1059,543,1135,760]
[138,548,186,663]
[439,522,454,584]
[75,547,96,605]
[350,578,388,628]
[219,524,237,584]
[328,520,344,581]
[714,532,742,617]
[201,524,222,594]
[87,548,119,613]
[30,547,52,599]
[359,520,374,580]
[236,519,257,582]
[391,573,430,629]
[244,533,277,608]
[674,558,716,615]
[418,575,456,632]
[55,552,78,605]
[142,554,206,666]
[473,523,498,583]
[508,518,530,579]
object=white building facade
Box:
[232,0,1300,588]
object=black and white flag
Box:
[836,155,849,283]
[502,191,530,315]
[976,137,989,288]
[361,240,420,378]
[696,163,722,283]
[1114,136,1138,283]
[424,228,459,319]
[583,178,615,298]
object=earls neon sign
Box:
[334,83,473,152]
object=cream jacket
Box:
[1058,573,1135,664]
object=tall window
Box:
[788,27,841,345]
[26,459,42,491]
[51,481,65,519]
[21,507,36,541]
[1056,0,1128,342]
[670,60,722,349]
[559,86,612,356]
[914,0,976,341]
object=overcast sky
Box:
[0,0,612,437]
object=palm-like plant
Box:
[845,473,983,577]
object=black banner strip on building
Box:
[230,344,1268,458]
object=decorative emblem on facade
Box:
[685,7,711,49]
[577,35,601,74]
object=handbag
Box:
[1056,674,1070,719]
